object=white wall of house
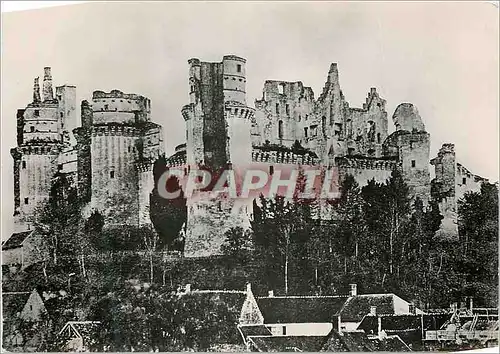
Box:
[266,322,333,336]
[2,247,23,265]
[341,321,361,332]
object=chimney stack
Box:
[370,306,377,316]
[409,303,416,314]
[42,67,53,101]
[33,77,41,103]
[246,283,252,294]
[185,284,191,293]
[469,297,473,312]
[377,317,383,340]
[268,290,274,298]
[349,283,357,297]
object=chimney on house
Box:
[268,290,274,298]
[42,67,53,101]
[377,316,382,340]
[33,77,41,103]
[409,303,416,314]
[185,284,191,293]
[349,283,357,297]
[370,306,377,316]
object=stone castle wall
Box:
[14,145,60,228]
[90,125,141,227]
[138,163,154,227]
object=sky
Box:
[1,2,499,239]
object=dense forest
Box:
[2,165,498,351]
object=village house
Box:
[338,285,424,331]
[56,321,102,352]
[2,289,49,350]
[177,283,264,351]
[1,230,46,270]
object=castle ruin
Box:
[6,58,490,260]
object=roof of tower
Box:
[223,55,246,63]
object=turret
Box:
[327,63,339,85]
[42,67,53,102]
[33,77,41,103]
[222,55,247,104]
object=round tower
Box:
[222,55,247,104]
[89,90,152,227]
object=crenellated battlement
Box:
[167,152,187,167]
[335,156,398,170]
[224,102,255,120]
[182,104,194,121]
[91,125,142,137]
[252,149,319,165]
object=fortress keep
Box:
[6,59,490,261]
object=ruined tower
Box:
[89,90,163,227]
[181,55,254,257]
[383,103,431,204]
[10,68,76,231]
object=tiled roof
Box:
[320,329,377,352]
[340,294,396,322]
[58,321,101,348]
[248,335,326,352]
[238,324,271,341]
[371,335,412,352]
[179,290,248,345]
[339,330,378,352]
[256,296,348,324]
[2,292,31,321]
[2,231,33,250]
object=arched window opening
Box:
[278,120,284,140]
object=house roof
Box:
[178,290,248,345]
[238,324,271,341]
[358,314,422,333]
[256,296,348,324]
[2,231,33,250]
[371,335,412,352]
[2,291,31,321]
[57,321,101,348]
[248,335,326,352]
[339,294,397,322]
[320,329,377,352]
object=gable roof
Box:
[340,294,396,322]
[58,321,101,347]
[2,291,31,321]
[256,295,348,324]
[320,329,377,352]
[2,231,33,250]
[178,290,248,345]
[371,335,412,352]
[248,335,326,352]
[238,324,271,342]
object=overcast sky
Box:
[1,2,498,239]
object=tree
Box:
[252,193,312,294]
[221,227,253,262]
[140,225,160,284]
[335,175,367,273]
[457,182,499,306]
[35,172,82,272]
[150,156,187,251]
